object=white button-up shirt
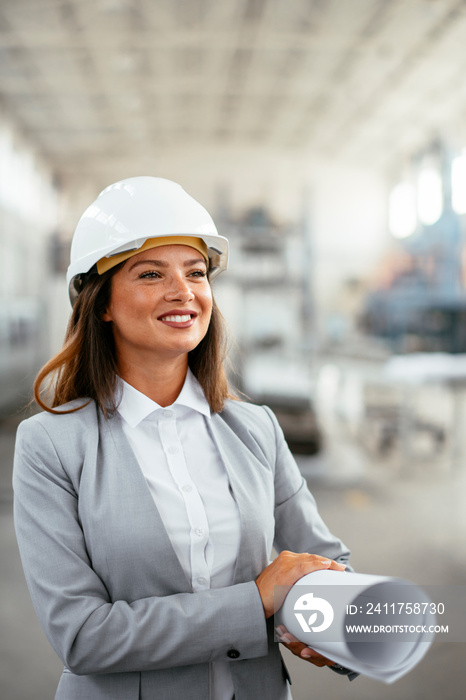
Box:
[117,369,241,700]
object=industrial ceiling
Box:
[2,0,466,192]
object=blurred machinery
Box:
[361,142,466,354]
[0,298,47,415]
[0,229,64,416]
[218,204,322,455]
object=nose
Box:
[164,272,195,303]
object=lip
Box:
[157,310,198,320]
[157,310,198,328]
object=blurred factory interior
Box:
[1,1,466,699]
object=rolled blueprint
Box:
[275,570,436,683]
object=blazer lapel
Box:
[101,411,193,595]
[208,413,275,583]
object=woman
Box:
[13,177,351,700]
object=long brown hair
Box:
[34,265,233,417]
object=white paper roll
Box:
[275,570,436,683]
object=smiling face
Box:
[102,244,213,373]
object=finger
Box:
[277,630,300,644]
[307,555,346,571]
[327,560,347,571]
[296,555,346,577]
[278,635,335,667]
[299,647,335,667]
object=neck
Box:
[117,354,189,406]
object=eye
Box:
[139,270,161,279]
[189,269,207,278]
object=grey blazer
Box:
[13,398,351,700]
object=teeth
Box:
[162,314,192,323]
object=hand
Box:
[274,625,336,668]
[254,550,346,619]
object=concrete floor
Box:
[1,411,465,700]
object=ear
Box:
[102,308,112,322]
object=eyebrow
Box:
[128,257,207,271]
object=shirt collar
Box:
[116,368,211,428]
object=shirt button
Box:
[195,528,204,537]
[182,484,192,493]
[197,576,207,585]
[167,445,179,454]
[227,649,240,659]
[163,409,173,418]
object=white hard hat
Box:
[66,176,229,304]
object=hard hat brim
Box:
[67,231,228,305]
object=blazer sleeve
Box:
[262,406,352,567]
[13,417,269,676]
